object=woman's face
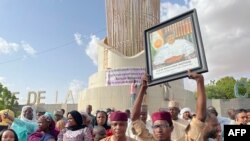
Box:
[24,107,33,120]
[97,112,107,126]
[38,116,50,131]
[1,130,16,141]
[67,114,77,127]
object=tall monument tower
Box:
[78,0,191,113]
[105,0,160,56]
[103,0,160,69]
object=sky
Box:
[0,0,250,104]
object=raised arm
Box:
[131,74,148,121]
[188,70,206,122]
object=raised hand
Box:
[187,70,204,82]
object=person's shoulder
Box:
[189,117,205,129]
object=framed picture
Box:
[144,9,208,86]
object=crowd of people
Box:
[0,71,250,141]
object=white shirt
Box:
[153,39,195,65]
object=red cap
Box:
[110,111,128,121]
[151,111,172,126]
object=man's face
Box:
[55,114,63,121]
[205,115,220,139]
[125,110,131,118]
[152,120,173,141]
[183,111,191,120]
[168,107,179,120]
[111,121,127,137]
[247,111,250,123]
[235,112,248,125]
[86,105,92,114]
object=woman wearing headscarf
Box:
[5,105,38,141]
[28,114,59,141]
[57,110,93,141]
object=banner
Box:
[106,68,145,86]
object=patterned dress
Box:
[58,127,93,141]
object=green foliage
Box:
[215,77,236,99]
[205,76,250,99]
[238,77,250,97]
[206,85,225,99]
[0,83,19,113]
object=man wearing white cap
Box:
[54,110,64,122]
[180,107,192,122]
[168,100,189,141]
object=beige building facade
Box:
[77,40,193,114]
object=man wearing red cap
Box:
[100,111,136,141]
[131,71,220,141]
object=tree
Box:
[205,76,250,99]
[215,76,236,99]
[206,84,225,99]
[237,77,250,97]
[0,83,19,112]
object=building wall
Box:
[78,41,250,117]
[78,40,191,114]
[207,98,250,117]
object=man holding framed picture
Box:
[131,70,220,141]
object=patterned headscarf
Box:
[28,114,59,141]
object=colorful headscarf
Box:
[0,109,15,125]
[28,114,59,141]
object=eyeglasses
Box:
[152,124,170,129]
